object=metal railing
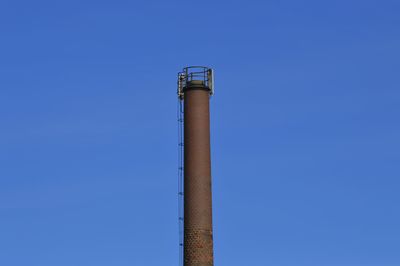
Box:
[178,66,214,99]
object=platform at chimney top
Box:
[177,66,214,99]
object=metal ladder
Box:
[177,99,184,266]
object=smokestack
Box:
[178,66,215,266]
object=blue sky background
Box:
[1,0,399,265]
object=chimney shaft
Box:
[178,67,214,266]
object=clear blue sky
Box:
[1,0,399,265]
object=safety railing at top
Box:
[177,66,214,99]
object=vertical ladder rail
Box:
[177,99,184,266]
